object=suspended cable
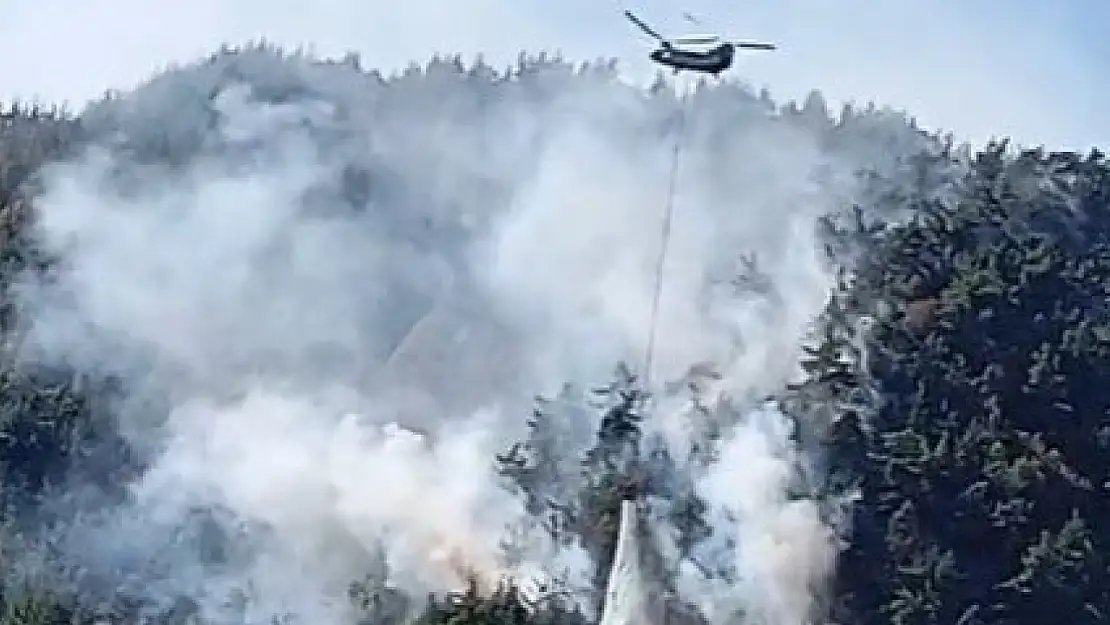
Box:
[643,88,689,388]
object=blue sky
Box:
[1,0,1106,150]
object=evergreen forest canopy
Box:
[0,43,1107,625]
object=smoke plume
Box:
[10,48,921,624]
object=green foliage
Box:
[417,577,586,625]
[817,144,1110,625]
[495,363,720,621]
[0,587,83,625]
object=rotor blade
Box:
[729,41,777,50]
[624,10,666,42]
[672,36,719,44]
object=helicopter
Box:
[624,10,776,76]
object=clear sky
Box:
[1,0,1106,151]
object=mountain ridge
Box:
[0,42,1105,625]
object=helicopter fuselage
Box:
[648,43,734,75]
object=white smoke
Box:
[10,48,916,624]
[685,404,844,625]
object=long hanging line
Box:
[643,88,690,389]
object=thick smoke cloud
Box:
[11,50,906,624]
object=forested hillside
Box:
[0,43,1107,625]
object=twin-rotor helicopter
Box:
[624,9,776,76]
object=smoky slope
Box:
[0,45,948,624]
[17,46,941,417]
